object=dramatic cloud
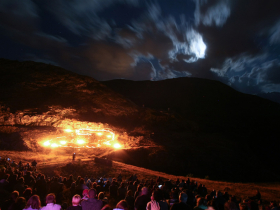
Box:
[195,0,231,27]
[1,0,280,97]
[270,20,280,44]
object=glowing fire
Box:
[41,127,119,149]
[77,139,85,144]
[113,143,121,149]
[51,143,59,147]
[43,141,50,146]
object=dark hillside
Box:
[0,59,141,127]
[103,79,280,182]
[1,59,280,182]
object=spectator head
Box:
[82,189,89,198]
[11,191,19,201]
[151,190,161,202]
[16,197,26,210]
[101,204,112,210]
[46,193,56,204]
[179,192,188,203]
[116,200,128,210]
[72,195,81,206]
[127,190,133,197]
[98,192,105,200]
[23,188,32,198]
[25,195,41,209]
[197,198,207,207]
[141,187,149,195]
[224,201,238,210]
[88,189,97,198]
[80,178,85,185]
[239,203,249,210]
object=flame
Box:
[51,143,59,147]
[113,143,121,149]
[43,141,50,146]
[77,139,85,144]
[103,141,111,145]
[40,126,120,149]
[60,140,67,145]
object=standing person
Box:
[134,187,150,210]
[24,195,41,210]
[146,190,161,210]
[81,189,103,210]
[66,195,82,210]
[41,194,61,210]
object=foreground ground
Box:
[1,150,280,204]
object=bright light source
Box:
[103,141,111,145]
[113,143,121,149]
[77,139,85,144]
[65,129,73,132]
[97,132,102,136]
[51,143,59,147]
[107,135,112,138]
[43,141,50,146]
[60,141,67,145]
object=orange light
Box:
[107,135,112,138]
[51,143,59,147]
[43,141,50,146]
[103,141,111,145]
[77,139,85,144]
[97,132,102,136]
[60,140,67,145]
[113,143,121,149]
[65,129,73,132]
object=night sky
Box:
[1,0,280,96]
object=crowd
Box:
[0,158,279,210]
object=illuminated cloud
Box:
[168,28,207,64]
[195,0,231,27]
[269,20,280,44]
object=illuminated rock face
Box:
[0,105,123,151]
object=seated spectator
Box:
[101,205,112,210]
[239,203,249,210]
[98,192,108,208]
[81,189,103,210]
[41,193,62,210]
[224,199,238,210]
[125,190,134,210]
[118,182,126,200]
[147,190,161,210]
[66,195,82,210]
[82,189,89,201]
[110,181,118,199]
[194,197,207,210]
[14,197,26,210]
[171,192,190,210]
[134,185,142,200]
[31,160,37,168]
[134,187,150,210]
[114,200,128,210]
[24,195,41,210]
[1,190,19,210]
[23,188,33,202]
